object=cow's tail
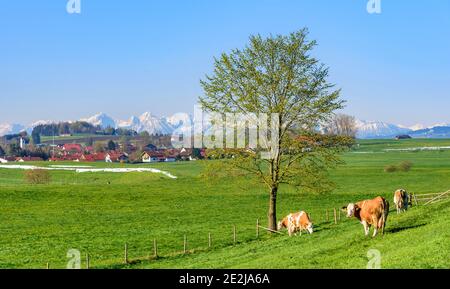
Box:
[381,198,389,235]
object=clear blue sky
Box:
[1,0,449,126]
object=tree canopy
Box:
[200,29,354,230]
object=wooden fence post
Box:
[124,243,128,264]
[338,209,341,221]
[256,219,259,239]
[86,253,90,269]
[153,238,158,259]
[233,225,237,245]
[326,210,329,222]
[334,208,337,224]
[46,262,49,269]
[184,235,187,254]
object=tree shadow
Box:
[386,223,427,234]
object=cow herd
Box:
[277,189,411,237]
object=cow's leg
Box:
[362,221,369,236]
[372,217,379,237]
[378,216,385,235]
[289,225,295,237]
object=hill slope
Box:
[124,198,450,269]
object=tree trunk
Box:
[268,185,278,231]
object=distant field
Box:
[40,134,97,142]
[0,139,449,268]
[354,138,450,152]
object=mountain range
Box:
[1,112,450,139]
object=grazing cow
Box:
[394,189,409,214]
[343,196,389,237]
[277,211,313,236]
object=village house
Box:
[142,151,164,163]
[105,152,129,163]
[179,148,196,161]
[62,144,83,154]
[141,148,198,163]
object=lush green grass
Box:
[1,140,449,269]
[129,198,450,269]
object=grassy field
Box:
[0,139,449,269]
[40,134,97,142]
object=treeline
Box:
[0,142,50,160]
[32,122,137,137]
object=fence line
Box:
[412,190,450,206]
[423,191,450,205]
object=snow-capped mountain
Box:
[2,112,450,139]
[117,116,141,132]
[110,112,186,135]
[355,120,412,139]
[398,123,426,131]
[409,126,450,138]
[134,112,174,135]
[25,120,57,134]
[429,122,450,128]
[81,112,116,129]
[0,123,26,136]
[165,113,194,135]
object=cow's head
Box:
[344,203,358,218]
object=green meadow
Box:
[1,139,449,269]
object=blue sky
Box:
[1,0,449,126]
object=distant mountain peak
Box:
[355,120,412,139]
[0,123,26,136]
[81,113,116,129]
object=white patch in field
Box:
[50,165,93,168]
[0,165,177,179]
[384,146,450,152]
[75,168,177,179]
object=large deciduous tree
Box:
[200,29,354,231]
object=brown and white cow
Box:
[343,196,389,237]
[277,211,313,236]
[394,189,409,214]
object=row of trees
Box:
[33,122,99,137]
[0,143,50,160]
[32,122,138,140]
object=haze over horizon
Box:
[1,1,449,127]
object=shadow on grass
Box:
[386,223,427,234]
